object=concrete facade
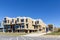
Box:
[3,17,46,33]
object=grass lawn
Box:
[0,32,27,36]
[46,32,60,35]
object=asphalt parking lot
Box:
[0,36,60,40]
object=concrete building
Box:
[3,17,46,33]
[48,24,54,32]
[0,22,4,32]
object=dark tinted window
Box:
[22,26,24,28]
[15,25,19,28]
[17,18,19,22]
[26,24,28,28]
[4,18,7,23]
[21,19,24,22]
[21,23,24,28]
[0,23,1,26]
[4,18,6,20]
[36,21,39,24]
[12,19,14,23]
[35,21,39,24]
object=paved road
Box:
[0,35,60,40]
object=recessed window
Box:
[0,23,1,26]
[26,19,28,22]
[36,21,39,24]
[21,19,24,22]
[15,25,19,28]
[8,26,11,29]
[34,26,38,29]
[12,19,14,23]
[4,20,7,23]
[21,23,24,28]
[35,21,39,24]
[35,22,36,24]
[32,21,33,23]
[4,18,6,20]
[21,26,24,28]
[4,18,7,23]
[17,18,19,22]
[8,20,9,23]
[26,24,28,28]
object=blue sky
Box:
[0,0,60,27]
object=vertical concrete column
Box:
[44,27,46,32]
[53,25,54,32]
[24,19,26,29]
[11,25,13,33]
[12,29,13,32]
[37,26,39,32]
[3,27,5,33]
[28,30,29,33]
[24,23,26,29]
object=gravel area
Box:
[0,35,60,40]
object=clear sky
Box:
[0,0,60,27]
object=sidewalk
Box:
[23,32,60,38]
[23,32,47,37]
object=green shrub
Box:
[58,28,60,32]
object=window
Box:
[4,18,7,23]
[15,25,19,29]
[12,19,14,23]
[35,21,39,24]
[21,19,24,22]
[4,18,6,20]
[35,22,36,24]
[8,26,11,30]
[32,21,33,23]
[0,23,1,26]
[26,24,28,28]
[34,26,38,29]
[21,23,24,28]
[26,19,28,22]
[21,26,24,28]
[4,21,7,23]
[36,21,39,24]
[17,18,19,22]
[8,26,10,28]
[15,20,17,24]
[8,20,9,23]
